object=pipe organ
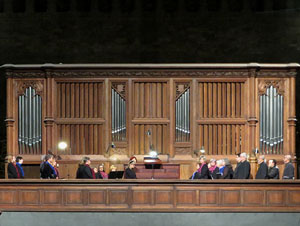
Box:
[3,63,298,179]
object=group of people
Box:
[6,153,295,180]
[190,153,295,180]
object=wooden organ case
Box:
[3,63,299,179]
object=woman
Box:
[76,157,96,179]
[52,158,59,179]
[96,164,108,179]
[208,159,219,179]
[193,156,209,179]
[220,158,234,179]
[6,155,21,179]
[124,160,137,179]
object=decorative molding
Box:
[15,80,44,96]
[175,147,191,155]
[6,71,45,78]
[257,71,297,78]
[258,80,285,96]
[111,148,127,155]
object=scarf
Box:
[209,165,217,173]
[12,163,20,178]
[46,161,57,176]
[86,164,96,179]
[197,163,206,173]
[16,162,24,177]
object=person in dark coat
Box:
[208,159,219,179]
[267,159,279,179]
[255,155,268,179]
[41,154,57,179]
[233,153,241,179]
[233,152,250,179]
[220,158,234,179]
[124,160,137,179]
[193,156,209,179]
[282,155,294,179]
[16,156,24,179]
[76,157,96,179]
[7,155,21,179]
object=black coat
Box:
[16,164,24,179]
[7,163,19,179]
[41,162,56,179]
[255,162,268,179]
[233,161,250,179]
[209,167,219,179]
[268,167,279,179]
[194,164,209,179]
[124,168,137,179]
[220,165,234,179]
[76,164,94,179]
[283,163,294,179]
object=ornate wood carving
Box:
[15,80,44,96]
[258,79,285,96]
[175,83,190,99]
[112,82,126,99]
[175,147,191,155]
[111,148,127,155]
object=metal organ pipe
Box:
[175,88,190,142]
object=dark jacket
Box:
[96,172,103,179]
[220,165,234,179]
[76,164,94,179]
[194,164,209,179]
[233,161,250,179]
[124,168,137,179]
[255,162,268,179]
[16,164,24,179]
[283,163,294,179]
[41,162,56,179]
[268,167,279,179]
[209,167,219,179]
[7,163,20,179]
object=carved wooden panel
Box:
[155,190,173,205]
[65,190,83,205]
[88,190,106,205]
[266,190,285,206]
[288,191,300,206]
[221,190,241,205]
[176,190,197,206]
[109,190,128,205]
[0,190,17,205]
[132,190,150,205]
[243,190,264,205]
[199,190,218,205]
[20,190,40,205]
[43,190,62,205]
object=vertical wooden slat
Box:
[140,83,144,118]
[134,83,139,118]
[94,125,98,154]
[227,83,231,118]
[203,83,207,118]
[61,83,66,118]
[213,83,217,117]
[75,125,80,155]
[140,124,144,155]
[98,83,102,118]
[208,83,212,118]
[232,124,236,155]
[217,83,222,118]
[98,125,102,155]
[241,125,245,153]
[66,83,70,118]
[199,125,203,150]
[84,125,89,154]
[204,125,208,153]
[222,83,226,117]
[89,83,93,118]
[157,83,162,118]
[145,124,150,154]
[208,124,213,154]
[80,83,84,118]
[163,124,168,154]
[152,83,157,118]
[222,125,226,155]
[163,83,168,118]
[217,124,222,155]
[199,83,203,118]
[134,124,139,154]
[84,83,89,118]
[93,83,98,118]
[231,83,236,118]
[157,124,162,154]
[145,83,150,118]
[57,83,61,118]
[213,125,217,155]
[236,83,241,117]
[89,124,93,154]
[152,125,157,151]
[70,83,75,118]
[75,83,80,118]
[241,82,244,117]
[236,125,241,154]
[79,124,84,154]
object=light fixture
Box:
[58,141,67,150]
[200,146,205,154]
[149,151,158,158]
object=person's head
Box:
[98,164,105,172]
[216,159,223,168]
[6,155,16,163]
[240,153,247,162]
[258,155,265,164]
[110,165,117,172]
[210,159,216,167]
[268,159,277,168]
[81,157,91,165]
[199,155,206,164]
[223,158,230,166]
[45,154,54,163]
[283,155,292,164]
[236,153,241,163]
[128,160,135,169]
[129,156,137,163]
[16,156,23,164]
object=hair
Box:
[223,158,231,166]
[16,156,23,162]
[210,158,216,163]
[216,159,223,166]
[5,155,14,163]
[80,156,90,165]
[236,153,241,157]
[199,155,206,161]
[285,155,292,162]
[98,163,105,171]
[110,165,117,171]
[259,155,265,160]
[240,152,247,158]
[271,159,277,166]
[44,154,53,161]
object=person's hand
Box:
[94,168,98,173]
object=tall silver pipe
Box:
[259,95,263,153]
[270,86,274,153]
[18,96,22,154]
[274,88,278,153]
[112,89,115,141]
[32,89,36,154]
[266,88,270,153]
[175,98,178,142]
[280,95,283,153]
[187,89,190,141]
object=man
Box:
[233,153,241,179]
[76,157,95,179]
[255,155,268,179]
[124,160,137,179]
[282,155,294,179]
[233,152,250,179]
[41,154,57,179]
[16,156,24,179]
[267,159,279,179]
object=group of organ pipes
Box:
[3,63,298,179]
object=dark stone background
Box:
[0,0,300,178]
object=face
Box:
[99,166,104,171]
[268,160,274,168]
[258,156,264,164]
[130,163,135,169]
[210,161,216,167]
[12,156,16,163]
[236,155,240,163]
[283,156,290,164]
[200,158,205,164]
[86,160,91,165]
[19,159,24,164]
